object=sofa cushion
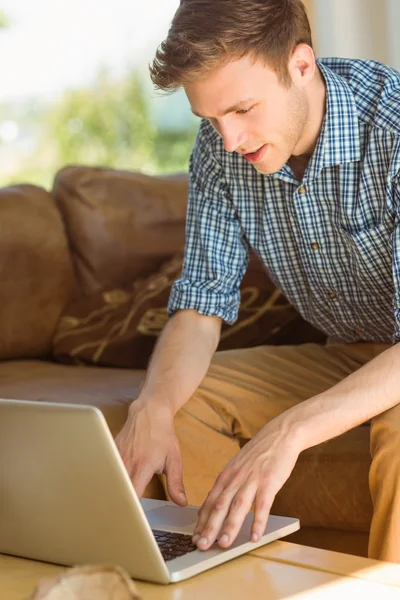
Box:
[52,166,188,294]
[0,360,145,437]
[0,185,77,361]
[52,252,326,369]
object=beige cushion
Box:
[0,186,77,360]
[53,166,188,294]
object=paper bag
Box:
[27,565,143,600]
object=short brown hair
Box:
[150,0,313,92]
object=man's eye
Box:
[237,107,253,115]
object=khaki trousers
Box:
[171,342,400,562]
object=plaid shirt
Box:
[168,58,400,344]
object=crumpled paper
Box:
[27,565,143,600]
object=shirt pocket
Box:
[341,221,394,294]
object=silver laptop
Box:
[0,399,300,584]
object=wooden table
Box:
[2,541,400,599]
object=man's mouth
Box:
[243,144,268,163]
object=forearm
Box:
[135,309,221,415]
[276,343,400,453]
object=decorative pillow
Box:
[53,252,326,369]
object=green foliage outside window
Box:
[0,9,9,29]
[0,67,198,190]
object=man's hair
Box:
[150,0,313,92]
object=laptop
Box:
[0,399,300,584]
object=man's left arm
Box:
[192,342,400,551]
[192,177,400,551]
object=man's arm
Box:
[115,309,221,503]
[117,119,247,504]
[193,342,400,550]
[280,342,400,450]
[137,308,221,414]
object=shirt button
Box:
[311,242,320,251]
[328,291,337,299]
[298,186,307,194]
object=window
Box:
[0,0,197,189]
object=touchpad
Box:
[145,505,198,530]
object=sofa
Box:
[0,165,372,559]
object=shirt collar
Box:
[270,58,361,184]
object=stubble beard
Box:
[253,87,309,176]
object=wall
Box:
[312,0,400,70]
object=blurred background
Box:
[1,0,400,190]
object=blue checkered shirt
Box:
[168,58,400,344]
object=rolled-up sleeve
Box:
[168,120,249,325]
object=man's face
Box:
[185,54,310,175]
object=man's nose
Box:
[219,122,247,153]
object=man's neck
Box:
[288,155,311,182]
[289,66,327,182]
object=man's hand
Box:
[192,419,301,550]
[115,399,187,506]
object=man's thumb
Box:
[165,450,187,506]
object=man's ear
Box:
[288,43,316,87]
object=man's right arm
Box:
[116,119,248,504]
[138,308,222,415]
[115,308,221,504]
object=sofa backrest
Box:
[0,185,77,360]
[53,166,189,295]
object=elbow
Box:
[172,309,222,350]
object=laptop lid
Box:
[0,399,171,584]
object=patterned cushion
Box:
[53,252,326,369]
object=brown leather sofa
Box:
[0,165,371,559]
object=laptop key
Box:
[152,529,197,561]
[152,530,168,537]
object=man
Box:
[116,0,400,562]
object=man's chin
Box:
[251,160,285,176]
[247,149,287,175]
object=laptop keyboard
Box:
[152,529,197,562]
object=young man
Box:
[116,0,400,562]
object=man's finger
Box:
[192,485,227,543]
[193,490,235,549]
[165,448,187,506]
[215,483,257,548]
[250,488,275,542]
